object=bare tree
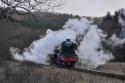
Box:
[0,0,63,21]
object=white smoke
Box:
[10,18,113,69]
[10,29,77,64]
[77,25,113,69]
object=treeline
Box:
[21,12,80,30]
[98,11,125,61]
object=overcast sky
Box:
[55,0,125,17]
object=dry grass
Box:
[0,61,124,83]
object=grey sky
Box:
[55,0,125,17]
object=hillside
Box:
[1,10,125,61]
[0,12,80,60]
[0,20,43,60]
[1,9,125,63]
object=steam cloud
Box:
[10,18,114,69]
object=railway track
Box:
[62,67,125,80]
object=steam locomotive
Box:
[49,49,79,68]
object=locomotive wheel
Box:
[69,62,76,68]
